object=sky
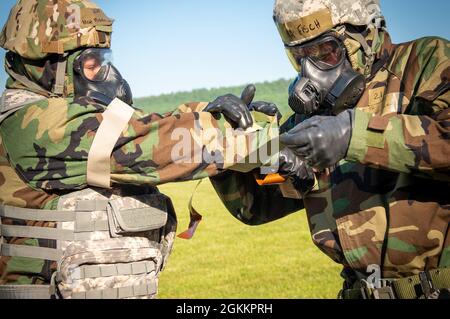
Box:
[0,0,449,98]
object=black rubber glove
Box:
[279,148,316,194]
[248,101,281,119]
[205,84,280,130]
[280,109,354,169]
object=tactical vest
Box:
[0,89,177,299]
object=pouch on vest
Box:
[56,237,162,299]
[107,194,168,238]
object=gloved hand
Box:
[205,84,280,130]
[280,109,354,169]
[248,101,280,119]
[279,148,316,194]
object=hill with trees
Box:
[134,78,294,117]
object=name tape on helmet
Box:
[80,8,114,28]
[276,8,334,45]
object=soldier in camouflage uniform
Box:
[210,0,450,299]
[0,0,280,299]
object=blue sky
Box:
[1,0,449,97]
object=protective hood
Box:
[341,26,394,78]
[4,50,80,98]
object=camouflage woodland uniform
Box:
[212,1,450,299]
[0,0,279,298]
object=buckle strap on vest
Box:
[71,281,157,299]
[0,224,108,242]
[0,205,76,222]
[1,243,63,261]
[1,225,75,241]
[65,261,157,281]
[0,201,110,221]
[0,202,163,244]
[0,285,54,299]
[0,203,110,241]
[341,268,450,299]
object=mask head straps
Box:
[53,53,68,96]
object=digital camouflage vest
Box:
[1,186,177,299]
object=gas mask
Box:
[73,48,133,106]
[286,35,365,116]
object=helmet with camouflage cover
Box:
[273,0,386,77]
[0,0,114,97]
[0,0,113,60]
[273,0,383,47]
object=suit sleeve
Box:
[109,104,280,186]
[210,170,304,226]
[347,53,450,181]
[1,99,279,190]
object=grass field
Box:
[157,180,342,299]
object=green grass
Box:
[158,180,342,299]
